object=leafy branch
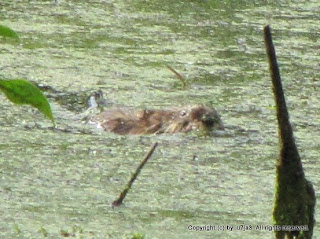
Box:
[0,25,54,125]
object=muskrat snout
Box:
[201,113,224,130]
[190,106,224,131]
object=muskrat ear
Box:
[179,110,187,117]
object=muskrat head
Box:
[190,106,224,130]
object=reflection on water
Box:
[0,0,319,238]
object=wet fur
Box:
[91,105,223,135]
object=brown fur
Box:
[90,105,224,135]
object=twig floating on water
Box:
[112,142,159,207]
[166,65,187,88]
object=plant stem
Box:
[112,142,158,207]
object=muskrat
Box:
[90,105,224,135]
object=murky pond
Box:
[0,0,319,238]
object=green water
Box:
[0,0,319,238]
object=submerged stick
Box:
[112,142,158,207]
[166,65,187,88]
[264,25,315,239]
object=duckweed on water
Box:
[0,1,319,238]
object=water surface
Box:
[0,0,319,238]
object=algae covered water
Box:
[0,1,319,238]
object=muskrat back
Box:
[90,105,224,135]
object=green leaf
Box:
[0,79,54,124]
[0,25,19,40]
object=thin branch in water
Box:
[112,142,159,207]
[166,65,187,88]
